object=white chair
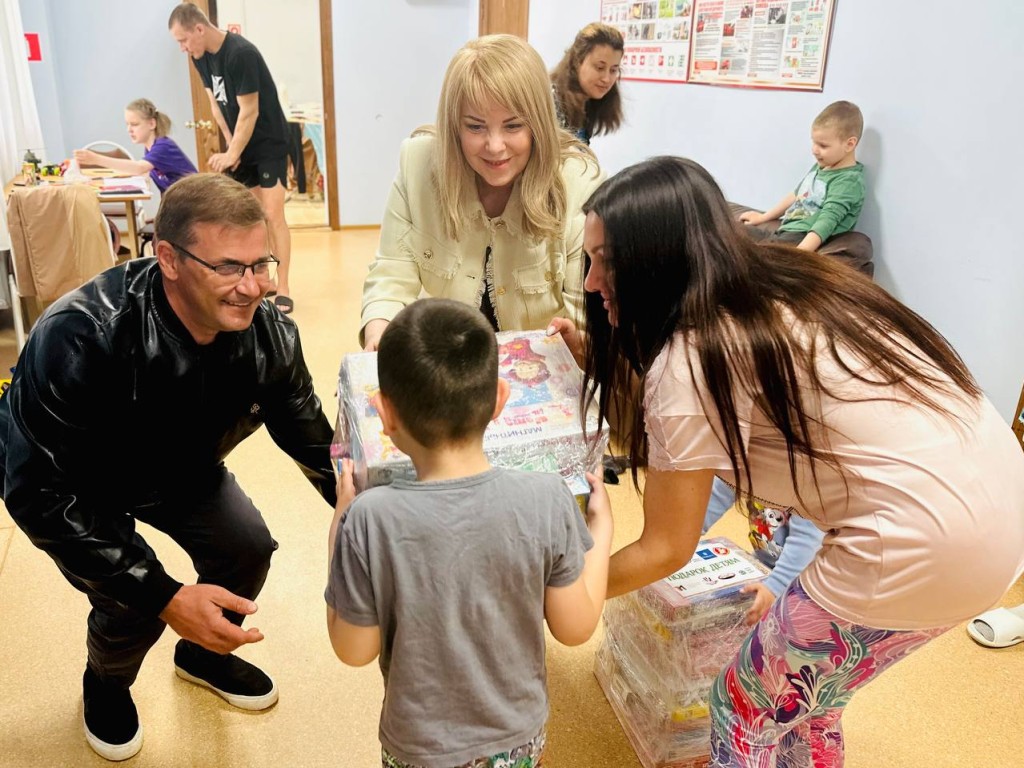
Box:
[80,140,149,248]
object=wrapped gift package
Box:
[596,537,770,768]
[333,330,606,496]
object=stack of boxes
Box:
[595,537,770,768]
[334,330,606,498]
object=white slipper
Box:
[967,604,1024,648]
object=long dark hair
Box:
[581,156,981,499]
[551,22,624,138]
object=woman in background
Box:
[551,22,625,145]
[360,34,602,350]
[74,98,196,193]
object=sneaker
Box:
[173,640,279,711]
[82,668,144,761]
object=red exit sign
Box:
[25,32,41,61]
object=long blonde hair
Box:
[126,98,171,138]
[433,35,595,242]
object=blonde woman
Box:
[74,98,197,193]
[360,34,603,350]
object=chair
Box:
[6,184,116,350]
[729,202,875,278]
[80,140,149,252]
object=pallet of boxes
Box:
[596,537,770,768]
[333,329,606,508]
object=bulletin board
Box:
[600,0,837,91]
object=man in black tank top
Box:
[169,2,296,315]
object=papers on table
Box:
[98,176,149,195]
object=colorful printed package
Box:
[596,537,770,768]
[333,330,607,495]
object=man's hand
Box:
[741,582,777,625]
[546,317,585,368]
[159,584,264,654]
[739,210,765,226]
[208,152,240,173]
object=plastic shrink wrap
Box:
[333,330,607,496]
[596,537,770,768]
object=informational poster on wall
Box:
[600,1,695,83]
[600,0,836,90]
[689,0,835,89]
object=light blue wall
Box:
[334,0,476,225]
[19,0,197,178]
[530,0,1024,422]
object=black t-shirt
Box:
[193,32,289,164]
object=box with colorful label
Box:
[333,330,606,495]
[596,537,769,768]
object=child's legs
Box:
[381,729,545,768]
[766,230,806,245]
[709,580,947,768]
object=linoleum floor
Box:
[0,229,1019,767]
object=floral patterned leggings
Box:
[709,580,948,767]
[381,730,544,768]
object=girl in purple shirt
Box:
[74,98,197,193]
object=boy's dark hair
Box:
[377,299,498,449]
[813,100,864,141]
[168,2,210,29]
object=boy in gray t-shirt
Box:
[325,299,613,768]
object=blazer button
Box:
[497,286,506,296]
[424,249,433,259]
[544,270,553,281]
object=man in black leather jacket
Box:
[0,173,337,761]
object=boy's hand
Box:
[329,459,356,559]
[584,471,613,540]
[741,582,777,625]
[335,459,356,518]
[739,210,764,226]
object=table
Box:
[5,173,152,259]
[95,189,151,259]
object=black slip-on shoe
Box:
[173,640,278,711]
[83,668,143,761]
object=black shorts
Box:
[228,155,288,189]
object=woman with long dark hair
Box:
[552,156,1024,765]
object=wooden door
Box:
[479,0,529,38]
[185,0,225,171]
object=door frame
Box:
[479,0,530,37]
[187,0,339,229]
[319,0,338,229]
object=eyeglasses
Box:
[165,240,279,282]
